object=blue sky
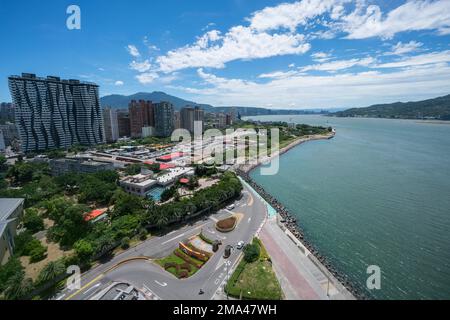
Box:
[1,0,450,109]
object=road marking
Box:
[65,274,104,300]
[162,232,185,245]
[83,283,101,295]
[155,280,167,287]
[248,217,252,223]
[56,293,66,300]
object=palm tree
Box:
[37,260,66,285]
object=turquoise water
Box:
[248,115,450,299]
[147,186,167,202]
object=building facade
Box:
[102,107,119,143]
[49,158,114,176]
[0,198,24,265]
[154,102,174,137]
[117,109,131,138]
[180,106,204,133]
[0,103,14,123]
[8,73,105,152]
[129,100,154,138]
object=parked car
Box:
[237,241,245,250]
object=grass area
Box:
[226,238,283,300]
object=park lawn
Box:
[226,238,283,300]
[227,259,283,300]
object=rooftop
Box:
[0,198,24,221]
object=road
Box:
[58,182,266,300]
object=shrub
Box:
[243,243,260,263]
[23,208,45,234]
[178,270,189,278]
[138,228,148,241]
[174,249,203,269]
[29,244,47,263]
[164,262,178,270]
[120,237,130,249]
[180,263,192,272]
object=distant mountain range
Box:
[99,91,331,116]
[331,94,450,120]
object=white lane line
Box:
[56,293,66,300]
[83,283,101,295]
[162,232,186,245]
[248,217,252,223]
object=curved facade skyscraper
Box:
[8,73,105,152]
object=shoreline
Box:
[240,132,335,174]
[236,132,368,300]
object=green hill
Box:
[332,94,450,120]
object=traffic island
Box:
[216,216,238,232]
[156,235,214,279]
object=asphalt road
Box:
[58,182,266,300]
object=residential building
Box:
[0,198,25,265]
[8,73,105,152]
[0,130,5,151]
[129,100,154,138]
[154,102,174,137]
[49,158,114,176]
[142,126,155,138]
[0,123,19,149]
[117,110,131,138]
[174,111,181,130]
[181,106,204,134]
[102,107,119,143]
[0,103,14,123]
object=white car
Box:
[237,241,245,250]
[227,204,235,210]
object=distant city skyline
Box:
[1,1,450,109]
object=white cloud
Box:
[114,80,124,86]
[130,60,152,72]
[375,50,450,69]
[247,0,349,32]
[301,56,376,72]
[126,45,141,57]
[387,41,423,56]
[339,0,450,39]
[136,72,159,84]
[156,26,310,73]
[174,63,450,109]
[258,70,300,79]
[311,51,333,62]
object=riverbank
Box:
[239,132,335,173]
[236,131,367,300]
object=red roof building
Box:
[157,152,184,162]
[179,178,189,184]
[84,209,108,222]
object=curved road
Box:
[60,183,266,300]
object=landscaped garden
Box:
[156,236,214,279]
[225,237,283,300]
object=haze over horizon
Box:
[1,0,450,109]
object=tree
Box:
[73,239,94,263]
[3,272,34,300]
[36,260,66,285]
[0,257,24,293]
[124,164,142,176]
[243,243,260,263]
[23,208,45,234]
[0,155,7,172]
[111,189,144,218]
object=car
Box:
[224,245,233,258]
[226,204,235,210]
[237,241,245,250]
